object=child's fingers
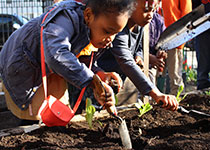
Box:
[163,95,178,111]
[109,72,123,90]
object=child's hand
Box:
[156,50,167,59]
[99,82,117,115]
[157,94,179,111]
[149,54,165,71]
[96,71,123,92]
[149,89,179,111]
[135,56,144,70]
[89,74,117,114]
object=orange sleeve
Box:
[162,0,180,27]
[162,0,192,49]
[180,0,192,18]
[178,0,192,49]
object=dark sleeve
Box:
[78,55,103,73]
[110,31,155,95]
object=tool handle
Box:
[93,74,118,116]
[106,105,118,116]
[191,12,210,28]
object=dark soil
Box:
[0,93,210,150]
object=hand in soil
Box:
[158,94,179,111]
[149,89,179,111]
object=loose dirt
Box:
[0,93,210,150]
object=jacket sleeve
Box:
[78,55,104,73]
[42,11,94,89]
[110,32,155,95]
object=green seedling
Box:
[85,98,96,129]
[138,102,153,117]
[176,85,187,102]
[205,90,210,96]
[114,94,118,106]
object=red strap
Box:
[40,7,56,99]
[40,7,94,113]
[73,52,94,112]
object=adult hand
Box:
[149,88,179,111]
[96,71,123,92]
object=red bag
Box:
[38,95,74,127]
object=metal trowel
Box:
[158,101,210,118]
[109,112,132,149]
[178,106,210,118]
[93,74,132,149]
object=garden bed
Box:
[0,92,210,150]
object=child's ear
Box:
[84,7,94,26]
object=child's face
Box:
[84,8,129,48]
[131,0,159,26]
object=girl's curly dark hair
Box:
[85,0,136,17]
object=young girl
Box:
[0,0,136,123]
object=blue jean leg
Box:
[195,29,210,90]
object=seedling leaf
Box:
[205,90,210,96]
[138,103,153,117]
[176,85,187,102]
[85,98,96,129]
[114,94,118,105]
[176,85,184,101]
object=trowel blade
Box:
[178,106,210,118]
[156,4,210,50]
[190,110,210,117]
[118,119,132,149]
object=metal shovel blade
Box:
[118,119,132,149]
[155,4,210,51]
[178,106,210,118]
[111,114,132,149]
